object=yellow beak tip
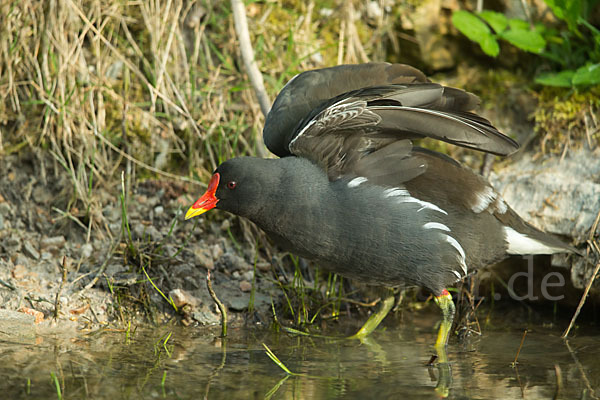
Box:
[185,207,206,220]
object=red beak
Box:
[185,173,220,219]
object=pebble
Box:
[133,224,163,242]
[3,234,21,253]
[220,253,250,272]
[220,219,231,231]
[257,262,271,272]
[81,243,93,259]
[103,205,121,222]
[242,270,254,282]
[154,205,164,216]
[169,288,195,308]
[40,235,66,250]
[0,309,36,339]
[194,249,214,270]
[23,241,40,260]
[239,280,252,292]
[211,244,223,260]
[12,264,28,280]
[192,309,220,325]
[17,307,44,324]
[14,254,29,268]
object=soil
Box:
[1,140,598,341]
[0,151,278,338]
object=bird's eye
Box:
[227,181,237,190]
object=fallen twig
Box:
[207,270,227,337]
[563,240,600,338]
[54,256,69,320]
[511,329,527,367]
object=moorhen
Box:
[186,62,573,350]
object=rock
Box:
[0,202,10,217]
[17,307,44,324]
[32,184,53,205]
[411,0,456,70]
[242,270,254,282]
[192,309,220,325]
[0,309,36,341]
[239,280,252,292]
[492,148,600,241]
[220,219,231,231]
[169,289,198,308]
[23,241,40,260]
[211,244,223,260]
[14,254,29,268]
[69,304,90,315]
[194,249,215,270]
[257,262,271,272]
[40,236,66,250]
[154,205,164,216]
[103,205,121,222]
[492,147,600,291]
[2,234,21,254]
[227,295,249,311]
[11,264,29,280]
[81,243,93,259]
[146,226,163,242]
[219,252,251,272]
[366,1,383,20]
[133,224,163,242]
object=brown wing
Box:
[264,63,429,157]
[287,83,518,179]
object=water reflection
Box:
[0,315,598,399]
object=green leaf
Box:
[543,0,582,31]
[452,10,492,41]
[479,11,508,33]
[501,28,547,53]
[507,18,530,31]
[452,10,498,57]
[572,63,600,85]
[480,34,500,57]
[535,70,575,86]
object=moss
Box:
[533,87,600,154]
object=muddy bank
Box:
[0,151,279,337]
[0,144,598,339]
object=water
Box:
[1,312,598,399]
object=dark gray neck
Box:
[249,157,331,235]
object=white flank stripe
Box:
[504,226,564,255]
[452,270,462,280]
[383,187,410,197]
[444,235,468,275]
[397,197,448,215]
[423,222,451,232]
[472,186,497,213]
[348,177,368,188]
[495,198,508,214]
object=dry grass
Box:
[0,0,397,238]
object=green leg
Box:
[433,289,456,358]
[348,295,395,340]
[433,289,455,398]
